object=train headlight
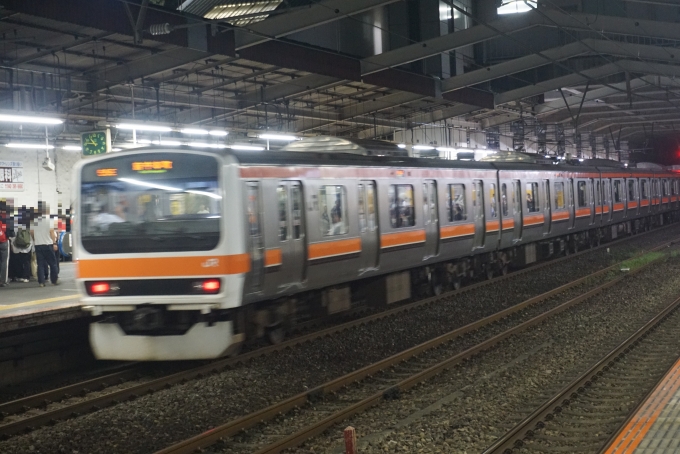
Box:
[192,279,221,294]
[87,281,120,296]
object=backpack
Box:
[15,229,31,249]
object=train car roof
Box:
[108,146,678,176]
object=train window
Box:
[489,184,498,218]
[614,180,622,203]
[422,183,430,223]
[320,186,349,236]
[277,185,288,241]
[577,181,587,207]
[526,182,539,212]
[595,181,601,205]
[641,179,648,200]
[429,183,437,224]
[514,181,522,214]
[672,180,677,196]
[291,185,302,240]
[501,184,509,217]
[554,182,565,210]
[389,184,415,228]
[447,184,466,221]
[358,184,366,233]
[366,183,376,231]
[628,180,636,201]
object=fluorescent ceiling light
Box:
[497,0,536,15]
[152,140,182,146]
[259,133,297,141]
[6,143,54,149]
[413,145,434,150]
[0,114,62,125]
[186,190,222,200]
[397,144,406,149]
[230,144,265,151]
[436,147,457,153]
[62,145,82,151]
[187,142,227,149]
[181,128,209,135]
[209,130,228,137]
[116,123,172,132]
[119,178,180,192]
[111,148,122,152]
[137,139,152,144]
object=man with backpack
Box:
[0,199,12,287]
[10,209,32,283]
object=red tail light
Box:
[91,282,111,294]
[202,279,221,293]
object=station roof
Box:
[0,0,678,149]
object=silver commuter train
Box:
[72,137,680,360]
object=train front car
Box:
[73,149,247,360]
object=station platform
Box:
[603,357,680,453]
[0,263,85,333]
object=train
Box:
[72,136,680,360]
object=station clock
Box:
[81,130,111,156]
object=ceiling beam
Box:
[234,0,400,50]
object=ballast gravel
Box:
[302,250,680,454]
[0,227,678,454]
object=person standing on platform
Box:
[31,202,59,287]
[10,209,32,282]
[0,199,10,287]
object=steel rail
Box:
[153,237,677,454]
[482,294,680,454]
[0,226,671,439]
[0,363,138,419]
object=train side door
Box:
[568,178,576,229]
[512,180,523,242]
[358,181,379,271]
[473,180,485,249]
[589,179,596,225]
[246,182,264,292]
[543,179,551,235]
[276,181,306,287]
[422,180,439,259]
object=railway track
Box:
[0,226,675,443]
[152,239,679,453]
[482,293,680,454]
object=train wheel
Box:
[266,322,285,345]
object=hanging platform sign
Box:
[0,161,23,191]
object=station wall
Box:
[0,147,81,215]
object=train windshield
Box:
[80,153,221,254]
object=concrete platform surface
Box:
[604,356,680,453]
[0,263,83,331]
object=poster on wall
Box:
[0,161,24,191]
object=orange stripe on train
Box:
[440,224,475,239]
[552,211,569,222]
[264,248,282,267]
[502,219,514,230]
[575,208,590,218]
[613,203,625,212]
[77,254,251,279]
[308,238,361,260]
[486,220,500,232]
[381,230,426,249]
[523,214,544,226]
